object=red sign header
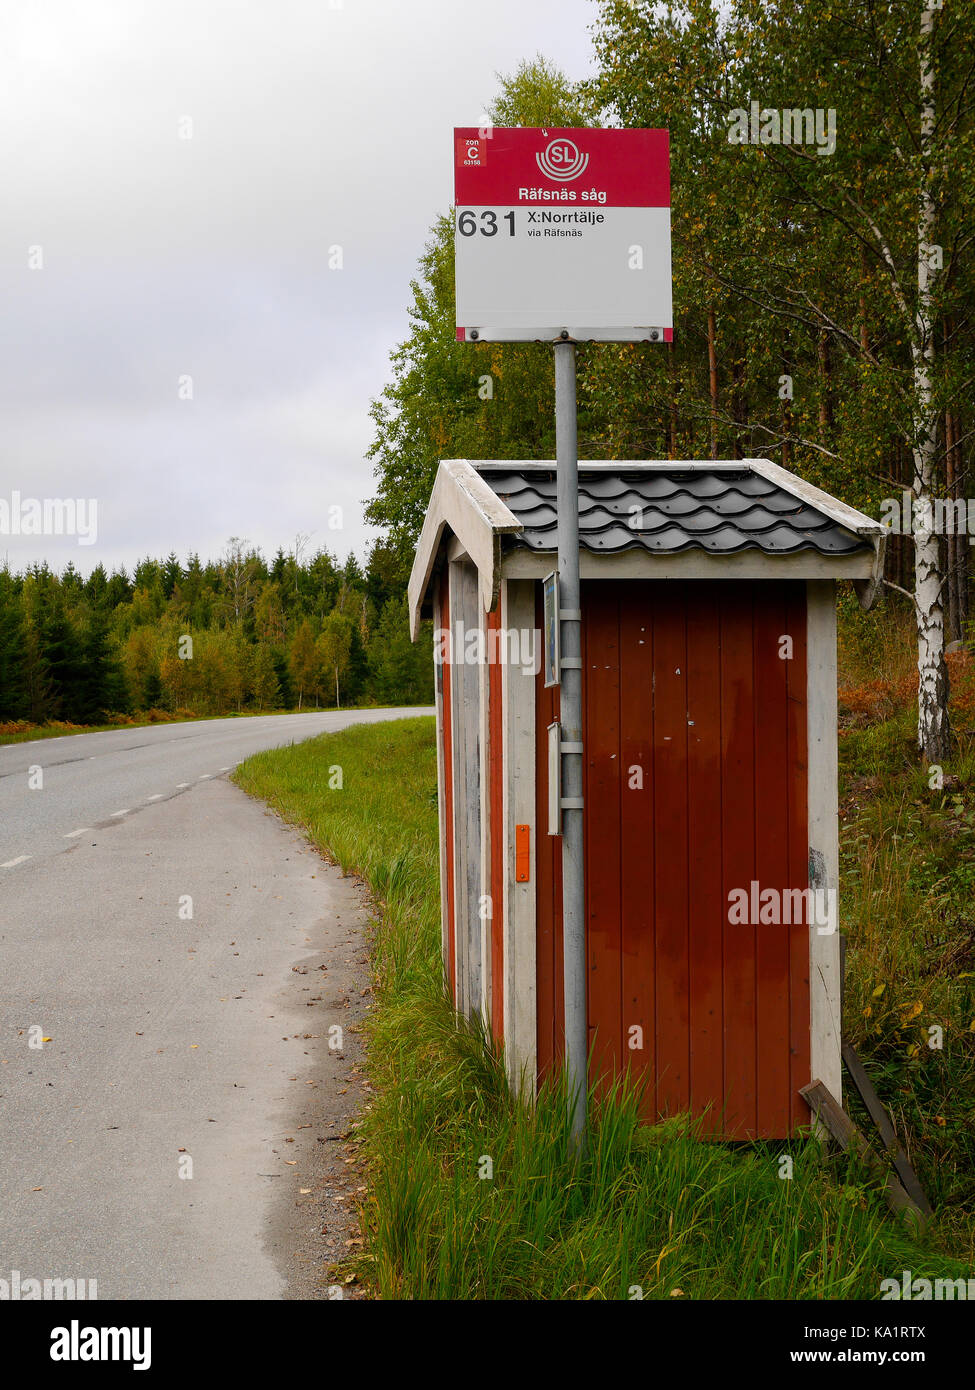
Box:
[454,127,670,208]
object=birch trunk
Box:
[914,3,950,761]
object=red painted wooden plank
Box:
[530,575,810,1138]
[440,571,456,1005]
[487,603,505,1047]
[618,583,655,1116]
[583,582,623,1096]
[685,584,724,1135]
[651,583,690,1116]
[786,583,811,1129]
[719,584,758,1138]
[752,589,793,1136]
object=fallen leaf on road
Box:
[285,1160,297,1166]
[299,1188,312,1194]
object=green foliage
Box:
[369,598,434,706]
[0,571,29,720]
[0,537,433,728]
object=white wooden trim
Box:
[448,562,470,1016]
[502,578,537,1095]
[408,460,522,639]
[478,597,492,1033]
[806,580,842,1107]
[748,458,884,536]
[501,548,876,582]
[460,562,483,1020]
[432,581,450,974]
[853,529,888,611]
[471,459,771,471]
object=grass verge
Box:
[234,715,969,1299]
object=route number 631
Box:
[457,210,516,237]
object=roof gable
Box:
[408,459,884,638]
[481,465,874,557]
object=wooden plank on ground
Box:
[800,1079,929,1234]
[841,1041,933,1217]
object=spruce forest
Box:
[0,538,432,730]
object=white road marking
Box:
[146,794,164,801]
[176,782,191,788]
[220,766,231,771]
[110,810,129,817]
[198,774,212,780]
[64,828,90,838]
[2,855,31,868]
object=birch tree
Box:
[593,0,975,762]
[912,2,948,758]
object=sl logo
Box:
[536,137,589,181]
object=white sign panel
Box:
[454,127,672,343]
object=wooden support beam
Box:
[841,1042,933,1217]
[800,1079,930,1234]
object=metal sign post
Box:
[453,126,672,1153]
[554,338,586,1151]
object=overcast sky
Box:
[0,0,597,577]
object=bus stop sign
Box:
[454,126,672,343]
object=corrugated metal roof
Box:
[475,465,873,556]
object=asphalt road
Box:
[0,708,431,1299]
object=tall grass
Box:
[236,717,967,1299]
[837,594,975,1258]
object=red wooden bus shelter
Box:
[408,459,884,1139]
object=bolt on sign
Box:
[453,127,673,342]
